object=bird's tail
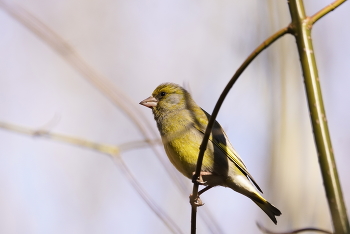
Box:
[253,199,281,225]
[225,176,281,224]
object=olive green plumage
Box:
[140,83,281,224]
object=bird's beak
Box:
[139,96,158,109]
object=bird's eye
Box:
[160,92,166,96]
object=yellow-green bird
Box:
[140,83,281,224]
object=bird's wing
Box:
[193,108,263,193]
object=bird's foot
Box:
[192,171,212,185]
[189,194,204,207]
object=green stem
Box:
[287,1,349,233]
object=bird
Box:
[139,83,281,224]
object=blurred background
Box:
[0,0,349,233]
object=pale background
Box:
[0,0,349,233]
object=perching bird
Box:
[139,83,281,224]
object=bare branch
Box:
[112,155,184,234]
[0,121,164,155]
[0,121,119,155]
[310,0,347,25]
[288,1,350,233]
[0,121,183,233]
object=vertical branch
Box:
[287,1,349,233]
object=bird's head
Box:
[139,83,194,118]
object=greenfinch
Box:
[140,83,281,224]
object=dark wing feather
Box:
[193,108,263,193]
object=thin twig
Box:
[112,155,183,234]
[257,222,333,234]
[310,0,347,25]
[190,26,290,234]
[0,121,163,157]
[0,121,183,233]
[0,121,119,155]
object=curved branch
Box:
[190,26,290,234]
[310,0,347,25]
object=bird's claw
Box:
[196,176,207,185]
[192,172,207,185]
[189,194,204,207]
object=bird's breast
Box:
[156,111,217,179]
[161,127,201,179]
